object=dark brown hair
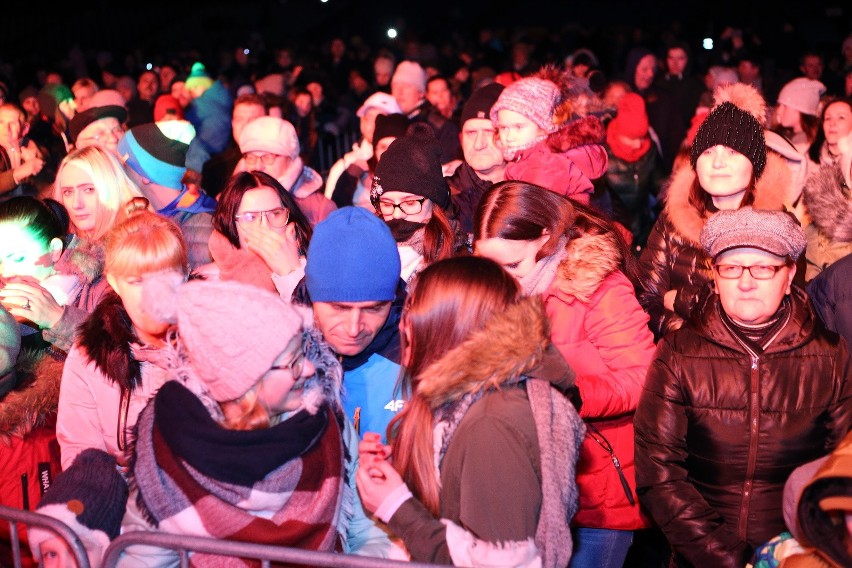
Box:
[212,171,312,255]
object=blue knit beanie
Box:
[306,207,400,302]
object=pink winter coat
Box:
[542,231,656,530]
[504,115,608,204]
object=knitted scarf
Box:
[433,377,584,568]
[132,381,344,567]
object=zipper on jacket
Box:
[739,350,761,541]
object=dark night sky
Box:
[1,0,849,83]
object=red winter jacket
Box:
[541,231,655,530]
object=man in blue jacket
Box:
[298,206,405,442]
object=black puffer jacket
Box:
[637,155,789,341]
[635,285,852,568]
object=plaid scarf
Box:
[132,381,344,567]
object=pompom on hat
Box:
[185,61,214,91]
[777,77,826,116]
[700,205,807,260]
[371,123,451,209]
[238,116,300,160]
[28,449,129,566]
[306,207,401,303]
[142,274,306,403]
[690,82,768,179]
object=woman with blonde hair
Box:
[0,146,147,353]
[357,256,584,567]
[57,199,189,469]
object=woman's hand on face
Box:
[0,277,64,329]
[359,432,392,462]
[356,456,404,514]
[240,223,302,276]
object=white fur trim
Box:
[442,519,541,568]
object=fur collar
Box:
[551,232,622,303]
[77,291,141,393]
[546,115,605,153]
[663,152,789,246]
[418,296,550,408]
[0,349,64,442]
[803,162,852,241]
[54,236,105,284]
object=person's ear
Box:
[786,264,797,294]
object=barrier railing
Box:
[101,530,440,568]
[0,505,90,568]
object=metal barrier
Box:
[314,129,359,179]
[102,530,440,568]
[0,504,90,568]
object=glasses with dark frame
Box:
[714,264,787,280]
[376,197,426,216]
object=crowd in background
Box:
[0,14,851,568]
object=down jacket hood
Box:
[417,296,551,408]
[552,231,624,303]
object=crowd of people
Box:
[1,19,852,568]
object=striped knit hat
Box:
[118,121,195,190]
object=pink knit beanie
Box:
[777,77,826,116]
[489,76,560,133]
[143,274,305,402]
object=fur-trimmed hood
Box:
[803,162,852,242]
[417,296,551,408]
[77,291,142,393]
[662,151,790,246]
[551,232,623,303]
[0,348,64,442]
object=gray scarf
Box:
[433,378,584,568]
[518,236,570,296]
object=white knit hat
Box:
[777,77,826,116]
[391,61,427,93]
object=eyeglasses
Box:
[234,207,290,228]
[243,153,279,166]
[78,125,124,144]
[376,197,426,216]
[268,333,307,377]
[714,264,787,280]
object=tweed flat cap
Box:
[700,206,806,260]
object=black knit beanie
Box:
[371,123,451,209]
[690,101,767,179]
